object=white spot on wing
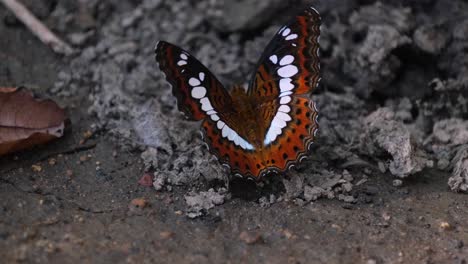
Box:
[217,121,225,129]
[269,55,278,64]
[177,60,187,66]
[180,54,188,60]
[210,114,220,121]
[285,34,298,40]
[189,77,201,86]
[222,125,230,138]
[191,86,206,99]
[276,112,292,121]
[279,78,294,92]
[199,72,205,81]
[282,28,291,36]
[200,97,213,111]
[271,117,286,128]
[278,65,298,78]
[278,105,291,113]
[280,55,294,66]
[280,96,291,105]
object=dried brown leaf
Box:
[0,87,66,156]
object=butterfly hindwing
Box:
[155,41,232,121]
[202,96,318,179]
[246,7,321,177]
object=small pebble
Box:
[31,164,42,172]
[159,231,174,239]
[393,179,403,187]
[130,198,148,208]
[239,231,262,244]
[439,221,453,230]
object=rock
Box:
[349,2,413,33]
[304,186,325,202]
[152,172,166,191]
[338,194,356,203]
[354,25,411,71]
[448,145,468,192]
[413,24,449,54]
[361,108,433,178]
[282,174,304,199]
[453,19,468,40]
[207,0,286,33]
[185,189,226,218]
[433,119,468,145]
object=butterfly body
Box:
[156,7,321,180]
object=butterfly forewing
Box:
[155,41,233,121]
[248,7,321,99]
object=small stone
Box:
[283,229,294,239]
[83,130,93,139]
[66,170,73,177]
[294,198,305,206]
[153,173,166,191]
[342,182,353,193]
[393,179,403,187]
[31,164,42,172]
[138,173,153,187]
[382,212,391,221]
[159,231,174,239]
[439,221,453,230]
[437,158,450,170]
[68,32,92,46]
[48,158,57,166]
[413,25,448,54]
[130,198,148,208]
[79,155,88,163]
[342,170,353,181]
[304,185,324,202]
[378,161,386,173]
[338,194,356,203]
[239,231,262,244]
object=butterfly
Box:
[155,6,321,180]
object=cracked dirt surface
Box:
[1,0,467,263]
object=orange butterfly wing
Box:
[156,7,321,180]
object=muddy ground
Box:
[1,0,467,263]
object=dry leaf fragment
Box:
[0,87,66,156]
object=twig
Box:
[0,0,73,55]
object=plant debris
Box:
[0,87,66,156]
